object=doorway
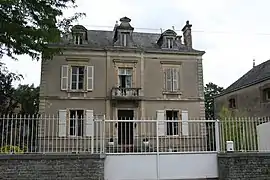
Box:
[117,110,134,145]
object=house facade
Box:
[214,60,270,118]
[38,17,206,152]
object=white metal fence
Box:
[0,115,269,154]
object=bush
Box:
[0,145,24,154]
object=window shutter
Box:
[61,65,69,90]
[58,110,67,137]
[85,110,94,137]
[165,69,172,91]
[156,110,165,136]
[173,68,180,91]
[87,66,94,91]
[181,110,189,136]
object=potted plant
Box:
[108,138,114,146]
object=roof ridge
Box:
[220,59,270,96]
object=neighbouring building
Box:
[214,59,270,118]
[38,17,206,152]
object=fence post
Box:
[215,119,220,152]
[156,119,160,180]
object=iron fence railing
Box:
[0,115,269,154]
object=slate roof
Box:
[57,30,204,54]
[218,59,270,96]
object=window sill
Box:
[162,91,182,95]
[66,90,90,93]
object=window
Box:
[167,38,173,48]
[61,65,94,91]
[71,66,85,90]
[74,35,83,45]
[262,88,270,101]
[69,110,84,136]
[164,68,179,92]
[166,110,179,135]
[118,68,132,88]
[228,98,236,109]
[121,33,127,46]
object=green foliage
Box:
[14,84,40,115]
[0,64,39,115]
[0,65,23,115]
[204,82,224,119]
[218,106,258,152]
[0,145,24,154]
[0,0,85,60]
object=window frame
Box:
[118,67,133,88]
[164,67,179,92]
[69,109,85,137]
[167,38,173,49]
[165,110,179,136]
[73,34,83,45]
[228,98,236,109]
[265,88,270,100]
[121,33,128,46]
[70,66,85,91]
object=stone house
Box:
[38,17,206,151]
[214,59,270,118]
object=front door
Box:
[118,110,134,145]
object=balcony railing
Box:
[111,87,141,100]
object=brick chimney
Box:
[182,20,192,48]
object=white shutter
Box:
[61,65,69,90]
[87,66,94,91]
[58,110,67,137]
[85,110,94,137]
[165,68,172,91]
[157,110,165,136]
[182,110,189,136]
[173,68,179,91]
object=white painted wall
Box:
[104,153,218,180]
[257,122,270,151]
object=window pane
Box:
[72,74,77,81]
[126,76,132,88]
[78,82,83,90]
[78,73,84,89]
[79,67,84,75]
[71,81,77,90]
[118,68,125,75]
[126,69,132,75]
[72,67,77,74]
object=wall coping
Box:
[0,153,106,160]
[218,152,270,158]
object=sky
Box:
[2,0,270,88]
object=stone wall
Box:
[0,154,104,180]
[218,152,270,180]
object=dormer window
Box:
[157,29,177,49]
[74,35,83,45]
[167,38,173,48]
[71,25,88,45]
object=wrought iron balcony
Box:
[111,87,142,100]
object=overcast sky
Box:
[2,0,270,88]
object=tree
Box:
[204,82,224,120]
[0,65,22,115]
[14,84,39,115]
[0,0,85,60]
[204,82,224,151]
